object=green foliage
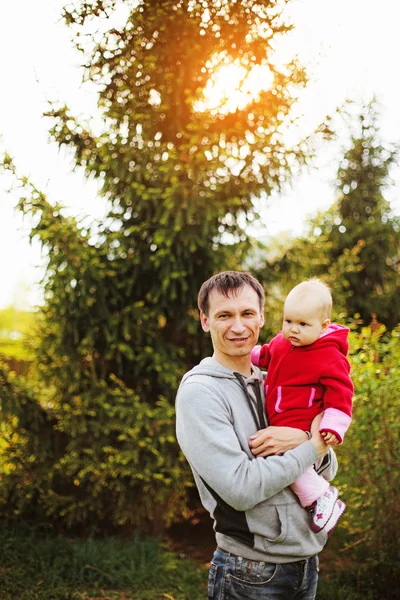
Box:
[0,524,207,600]
[332,326,400,598]
[315,102,400,327]
[256,100,400,330]
[0,361,188,532]
[0,1,322,533]
[317,579,372,600]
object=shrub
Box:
[334,326,400,598]
[0,363,190,534]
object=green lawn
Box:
[0,524,207,600]
[0,523,378,600]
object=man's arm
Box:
[248,416,339,479]
[176,381,327,512]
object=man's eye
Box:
[219,314,228,319]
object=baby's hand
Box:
[320,430,340,446]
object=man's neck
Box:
[212,352,252,377]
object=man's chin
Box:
[231,347,252,356]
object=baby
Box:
[251,279,353,535]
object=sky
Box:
[1,0,400,309]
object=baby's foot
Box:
[310,485,339,533]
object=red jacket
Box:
[251,324,353,443]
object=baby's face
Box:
[282,294,329,347]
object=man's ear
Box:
[200,311,210,332]
[260,308,265,328]
[321,318,330,333]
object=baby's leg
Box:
[290,466,329,508]
[291,468,345,534]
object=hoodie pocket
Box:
[260,504,288,546]
[251,494,328,558]
[273,385,319,413]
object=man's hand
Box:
[249,426,309,457]
[321,431,340,445]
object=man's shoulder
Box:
[177,357,258,412]
[178,357,228,399]
[180,357,221,382]
[176,362,236,416]
[179,357,239,384]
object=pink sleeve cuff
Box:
[320,408,352,444]
[251,345,261,366]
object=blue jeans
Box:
[208,547,319,600]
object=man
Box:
[176,271,338,599]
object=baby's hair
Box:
[287,278,332,320]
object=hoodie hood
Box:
[316,323,349,356]
[181,356,264,385]
[180,357,267,431]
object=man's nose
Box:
[231,317,246,333]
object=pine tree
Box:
[327,102,400,326]
[261,101,400,329]
[1,0,323,532]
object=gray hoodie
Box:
[176,357,337,563]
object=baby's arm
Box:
[251,343,270,368]
[251,333,281,368]
[319,357,354,444]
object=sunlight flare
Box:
[194,60,274,115]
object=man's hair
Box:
[287,278,332,320]
[198,271,265,315]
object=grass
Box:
[317,579,373,600]
[0,523,386,600]
[316,532,376,600]
[0,524,207,600]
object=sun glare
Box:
[194,60,274,115]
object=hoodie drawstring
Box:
[233,372,267,431]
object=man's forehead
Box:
[208,285,260,311]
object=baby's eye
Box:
[285,319,291,324]
[300,322,308,327]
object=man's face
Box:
[200,285,264,366]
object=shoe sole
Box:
[310,486,339,533]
